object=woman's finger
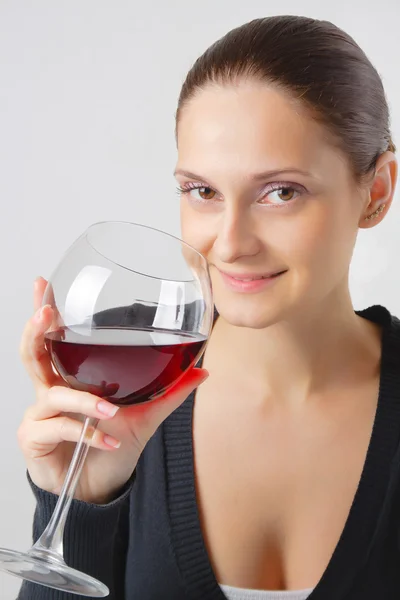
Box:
[33,277,48,312]
[20,305,60,387]
[28,386,120,422]
[124,367,209,444]
[39,280,64,332]
[18,416,121,458]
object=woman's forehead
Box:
[176,83,349,186]
[179,84,326,152]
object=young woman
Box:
[17,15,399,600]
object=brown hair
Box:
[176,15,395,180]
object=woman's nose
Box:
[213,207,261,264]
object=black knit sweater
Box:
[18,305,400,599]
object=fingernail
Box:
[193,369,209,383]
[35,305,51,323]
[97,400,119,417]
[200,371,209,382]
[103,434,121,448]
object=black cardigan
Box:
[18,304,400,599]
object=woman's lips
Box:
[217,269,287,293]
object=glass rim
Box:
[84,220,210,283]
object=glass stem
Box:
[29,417,99,563]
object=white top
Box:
[220,584,314,600]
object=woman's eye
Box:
[190,186,216,201]
[275,187,296,202]
[178,183,302,205]
[261,187,300,204]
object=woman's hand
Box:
[18,277,208,504]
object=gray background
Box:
[0,0,399,597]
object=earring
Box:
[365,204,386,221]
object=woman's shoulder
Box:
[356,304,400,352]
[355,303,399,328]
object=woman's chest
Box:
[192,378,379,591]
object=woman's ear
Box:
[359,151,397,228]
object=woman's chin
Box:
[214,297,287,329]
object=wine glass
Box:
[0,221,213,597]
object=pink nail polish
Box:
[97,400,119,417]
[104,435,121,448]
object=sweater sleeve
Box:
[17,473,134,600]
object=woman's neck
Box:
[211,287,382,408]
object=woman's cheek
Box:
[180,202,214,255]
[181,202,210,253]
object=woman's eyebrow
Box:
[174,167,314,181]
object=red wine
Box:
[45,327,207,405]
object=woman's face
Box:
[175,81,367,329]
